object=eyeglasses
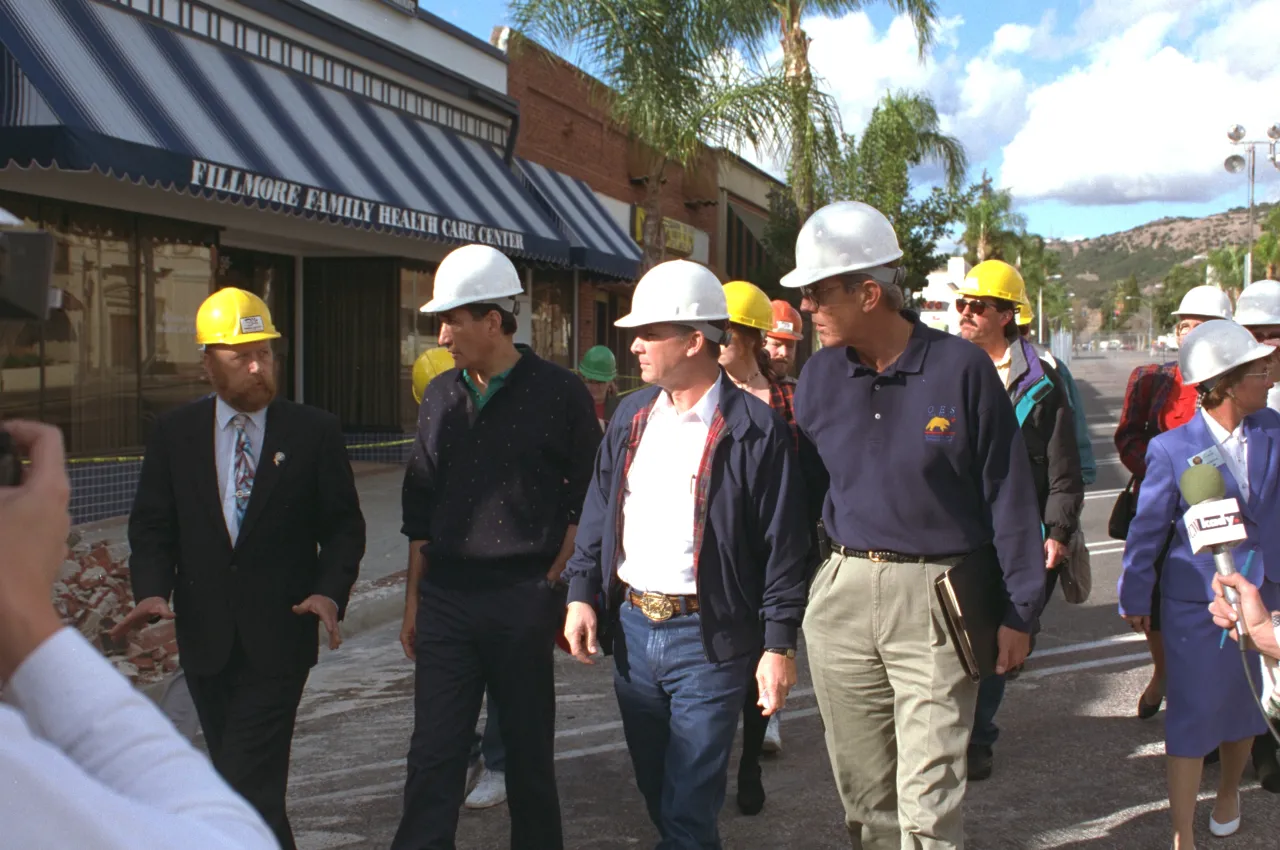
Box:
[955,298,1004,316]
[799,280,852,307]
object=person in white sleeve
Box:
[0,420,277,850]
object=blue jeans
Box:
[971,673,1005,750]
[469,690,506,772]
[612,603,753,850]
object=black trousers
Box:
[740,668,768,771]
[184,636,309,850]
[391,576,564,850]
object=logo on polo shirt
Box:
[924,406,957,443]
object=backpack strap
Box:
[1014,375,1054,428]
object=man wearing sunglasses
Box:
[954,260,1083,782]
[782,202,1045,850]
[1235,279,1280,414]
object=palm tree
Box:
[510,1,822,270]
[962,171,1027,262]
[1253,231,1280,280]
[835,89,966,220]
[1207,244,1247,295]
[725,0,940,222]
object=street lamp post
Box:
[1225,123,1280,287]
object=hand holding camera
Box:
[0,420,72,681]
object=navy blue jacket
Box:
[563,372,811,662]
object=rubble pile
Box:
[52,538,176,685]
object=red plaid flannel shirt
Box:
[1114,362,1178,480]
[767,378,799,452]
[613,390,730,583]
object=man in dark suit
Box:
[113,287,366,850]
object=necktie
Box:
[232,413,256,529]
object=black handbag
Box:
[1108,475,1138,540]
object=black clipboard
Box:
[933,545,1007,682]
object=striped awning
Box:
[517,158,642,280]
[0,0,570,263]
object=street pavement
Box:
[285,352,1280,849]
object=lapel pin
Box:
[274,452,286,466]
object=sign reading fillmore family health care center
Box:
[188,159,527,251]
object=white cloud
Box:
[998,2,1280,206]
[990,23,1034,58]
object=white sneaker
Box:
[464,768,507,809]
[762,714,782,754]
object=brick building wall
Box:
[498,31,721,376]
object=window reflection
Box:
[531,274,573,369]
[400,263,440,431]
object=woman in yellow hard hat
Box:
[719,279,800,815]
[411,347,456,405]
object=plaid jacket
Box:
[564,372,811,662]
[1114,362,1179,480]
[767,378,798,452]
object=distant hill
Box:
[1047,202,1273,300]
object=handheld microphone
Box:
[1178,464,1246,637]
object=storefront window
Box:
[400,262,439,431]
[40,202,140,455]
[531,273,573,369]
[0,193,49,428]
[139,224,218,440]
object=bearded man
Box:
[114,287,366,850]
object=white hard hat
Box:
[1178,320,1273,388]
[780,201,904,290]
[615,260,730,342]
[420,244,523,314]
[1172,285,1232,320]
[1233,279,1280,327]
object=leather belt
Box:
[626,586,699,622]
[830,544,966,567]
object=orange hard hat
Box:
[768,300,803,341]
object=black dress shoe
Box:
[737,763,765,815]
[1137,692,1163,720]
[968,745,994,782]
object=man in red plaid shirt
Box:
[561,260,812,850]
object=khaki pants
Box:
[804,553,979,850]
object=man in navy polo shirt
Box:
[781,202,1045,850]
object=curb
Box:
[136,579,407,704]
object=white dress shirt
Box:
[1201,408,1250,501]
[617,381,721,595]
[214,396,266,544]
[0,628,277,849]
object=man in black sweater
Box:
[391,244,601,850]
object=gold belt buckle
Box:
[868,551,889,563]
[638,592,676,622]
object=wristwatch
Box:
[765,647,796,658]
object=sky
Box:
[426,0,1280,242]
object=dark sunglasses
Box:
[956,298,1005,316]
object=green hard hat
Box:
[579,345,617,382]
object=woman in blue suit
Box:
[1119,319,1280,849]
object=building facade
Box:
[0,0,643,466]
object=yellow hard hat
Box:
[722,280,773,332]
[196,287,281,346]
[958,260,1027,306]
[1017,297,1034,326]
[412,347,456,404]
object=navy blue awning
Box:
[0,0,570,263]
[517,159,642,280]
